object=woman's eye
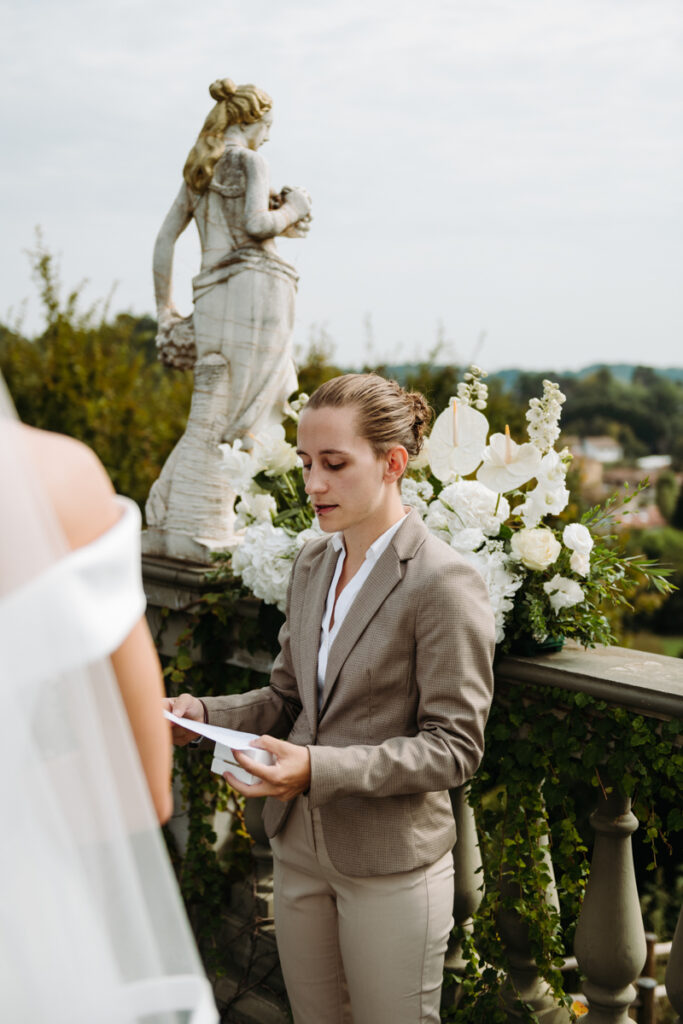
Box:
[326,462,344,471]
[301,463,311,472]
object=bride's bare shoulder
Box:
[21,425,120,550]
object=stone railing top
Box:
[496,642,683,719]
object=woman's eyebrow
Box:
[296,448,349,456]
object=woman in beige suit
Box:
[168,373,496,1023]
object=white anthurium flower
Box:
[543,574,585,613]
[476,430,542,493]
[510,527,561,571]
[428,399,489,482]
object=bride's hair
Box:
[306,373,432,460]
[183,78,273,195]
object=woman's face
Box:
[244,111,273,150]
[297,405,392,535]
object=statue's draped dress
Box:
[190,144,298,440]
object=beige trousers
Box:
[270,795,454,1024]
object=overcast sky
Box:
[2,0,681,372]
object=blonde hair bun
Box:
[306,373,433,459]
[209,78,237,102]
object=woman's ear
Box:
[384,446,409,483]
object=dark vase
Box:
[510,634,565,657]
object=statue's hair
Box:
[306,374,432,461]
[183,78,273,194]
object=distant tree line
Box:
[2,243,681,644]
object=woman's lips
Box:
[315,504,338,515]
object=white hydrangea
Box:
[234,492,278,530]
[433,480,510,537]
[230,519,324,611]
[526,380,566,454]
[401,478,434,517]
[460,540,524,643]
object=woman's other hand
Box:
[163,694,204,746]
[226,736,311,802]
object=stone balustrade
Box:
[143,558,683,1022]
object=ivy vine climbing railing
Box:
[142,556,683,1024]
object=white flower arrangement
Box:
[220,371,673,650]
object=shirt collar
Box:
[330,513,408,564]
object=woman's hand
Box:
[226,736,311,802]
[162,693,204,746]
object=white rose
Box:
[543,573,585,613]
[510,527,561,571]
[563,523,594,556]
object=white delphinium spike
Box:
[457,365,489,410]
[526,380,566,453]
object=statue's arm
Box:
[243,151,311,240]
[153,184,193,320]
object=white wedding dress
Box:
[0,383,217,1023]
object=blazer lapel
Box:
[297,539,339,733]
[319,510,425,717]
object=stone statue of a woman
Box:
[144,78,312,560]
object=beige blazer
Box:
[204,508,495,877]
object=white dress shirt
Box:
[317,514,407,707]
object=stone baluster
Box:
[445,786,484,975]
[574,789,647,1024]
[665,901,683,1024]
[497,820,571,1023]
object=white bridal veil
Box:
[0,377,217,1023]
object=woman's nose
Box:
[304,467,326,495]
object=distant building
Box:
[579,436,624,464]
[636,454,672,471]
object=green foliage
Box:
[442,684,683,1022]
[0,237,192,507]
[159,569,285,972]
[162,587,683,1019]
[656,470,680,524]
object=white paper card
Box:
[163,710,274,784]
